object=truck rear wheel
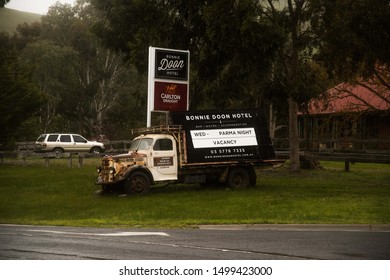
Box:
[227,167,250,188]
[124,172,150,195]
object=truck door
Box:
[150,137,178,181]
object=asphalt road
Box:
[1,224,389,260]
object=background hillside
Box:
[0,8,41,33]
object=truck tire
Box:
[227,167,250,188]
[124,172,151,195]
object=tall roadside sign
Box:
[147,47,190,127]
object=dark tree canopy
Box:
[0,33,46,143]
[311,0,390,81]
[91,0,283,109]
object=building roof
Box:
[305,82,390,115]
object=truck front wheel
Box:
[227,167,250,188]
[124,172,151,195]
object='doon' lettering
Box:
[158,58,185,71]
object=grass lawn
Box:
[0,158,389,228]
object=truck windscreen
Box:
[129,138,153,151]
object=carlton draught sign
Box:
[154,82,188,111]
[147,47,190,126]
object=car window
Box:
[153,139,173,151]
[47,134,59,142]
[73,135,87,143]
[36,135,46,142]
[60,135,71,142]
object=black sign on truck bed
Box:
[169,109,275,163]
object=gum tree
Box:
[262,0,329,171]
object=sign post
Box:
[147,47,190,127]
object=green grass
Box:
[0,158,389,228]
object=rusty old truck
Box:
[95,109,282,195]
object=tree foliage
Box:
[197,0,284,109]
[40,3,136,137]
[91,0,284,109]
[310,0,390,116]
[0,33,46,144]
[258,0,330,171]
[20,39,77,132]
[311,0,390,81]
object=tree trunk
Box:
[289,96,300,172]
[269,103,277,141]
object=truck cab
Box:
[96,128,181,195]
[133,134,178,181]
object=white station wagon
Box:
[35,133,105,156]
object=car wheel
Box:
[52,148,64,158]
[90,147,102,154]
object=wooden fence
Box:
[0,151,103,167]
[273,138,390,154]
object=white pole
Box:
[147,46,155,127]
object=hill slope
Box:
[0,8,41,34]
